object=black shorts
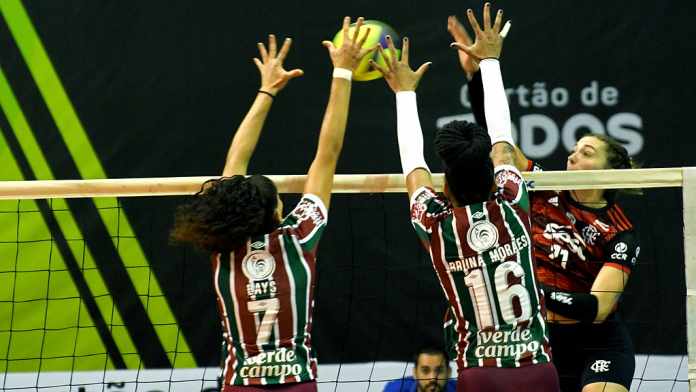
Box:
[549,313,634,391]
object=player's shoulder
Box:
[605,202,634,231]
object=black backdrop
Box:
[2,1,694,366]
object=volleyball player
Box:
[171,18,374,391]
[450,7,641,392]
[371,4,559,391]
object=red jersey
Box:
[527,162,640,292]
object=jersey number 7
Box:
[247,298,280,345]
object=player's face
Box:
[567,136,609,171]
[413,353,449,392]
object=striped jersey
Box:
[525,161,640,292]
[410,165,551,369]
[212,194,326,388]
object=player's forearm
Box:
[467,70,487,128]
[543,286,598,323]
[480,59,514,147]
[223,93,273,176]
[315,78,351,161]
[395,91,430,177]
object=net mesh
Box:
[0,173,691,392]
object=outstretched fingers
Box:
[401,37,410,65]
[351,17,365,43]
[493,9,504,32]
[277,37,292,62]
[415,61,432,77]
[482,2,492,30]
[268,34,277,58]
[376,45,394,72]
[466,8,483,35]
[369,58,390,76]
[447,15,472,45]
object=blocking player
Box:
[171,18,374,391]
[371,4,559,391]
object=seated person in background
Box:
[383,347,455,392]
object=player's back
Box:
[410,166,551,369]
[212,195,327,387]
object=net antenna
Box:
[684,167,696,392]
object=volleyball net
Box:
[0,168,694,392]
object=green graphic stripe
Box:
[0,0,193,366]
[0,68,140,369]
[0,130,120,371]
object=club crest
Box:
[466,221,499,252]
[242,250,276,281]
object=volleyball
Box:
[331,20,401,81]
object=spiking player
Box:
[452,6,641,392]
[171,18,374,391]
[371,4,559,391]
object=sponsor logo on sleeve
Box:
[611,242,628,261]
[630,246,641,265]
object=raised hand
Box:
[369,36,431,92]
[450,2,508,61]
[447,15,478,80]
[322,17,376,71]
[254,34,304,95]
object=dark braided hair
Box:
[170,175,279,252]
[434,120,494,205]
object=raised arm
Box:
[370,36,432,198]
[222,35,304,176]
[302,17,375,208]
[451,4,528,171]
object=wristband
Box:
[257,90,275,99]
[332,67,352,81]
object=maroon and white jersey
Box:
[411,165,551,369]
[211,194,326,388]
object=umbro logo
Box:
[250,241,265,249]
[472,211,485,219]
[548,196,558,206]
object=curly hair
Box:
[435,120,494,205]
[170,175,279,252]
